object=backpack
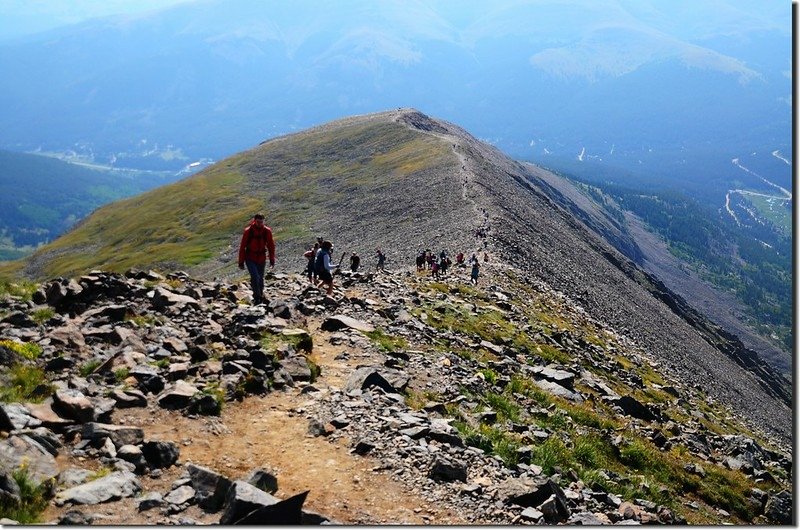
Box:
[314,248,328,275]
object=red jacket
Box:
[238,221,276,266]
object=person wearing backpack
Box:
[314,240,339,296]
[238,213,276,305]
[304,242,320,284]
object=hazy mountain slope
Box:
[2,108,789,445]
[0,150,173,259]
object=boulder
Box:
[609,395,658,422]
[245,469,279,494]
[0,434,59,485]
[533,379,584,403]
[52,389,96,423]
[344,367,398,394]
[320,315,375,333]
[54,471,141,506]
[230,490,309,525]
[142,440,180,469]
[538,367,576,389]
[428,458,468,482]
[164,485,196,506]
[82,423,144,447]
[110,389,147,408]
[219,480,280,524]
[0,470,21,506]
[151,287,201,312]
[186,463,233,512]
[157,380,199,410]
[764,490,791,525]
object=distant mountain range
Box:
[0,0,790,195]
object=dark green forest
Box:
[0,150,173,259]
[576,179,791,351]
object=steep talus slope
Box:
[426,121,791,443]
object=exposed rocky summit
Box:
[0,265,792,524]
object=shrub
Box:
[0,464,51,524]
[79,359,103,377]
[0,340,43,360]
[483,391,520,422]
[364,328,407,352]
[0,364,53,403]
[113,368,130,382]
[532,437,570,475]
[30,308,55,325]
[0,280,38,302]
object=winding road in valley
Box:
[723,156,791,226]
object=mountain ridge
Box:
[1,109,790,447]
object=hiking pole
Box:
[334,251,346,275]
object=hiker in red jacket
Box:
[238,213,276,305]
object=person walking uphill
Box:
[238,213,276,305]
[315,241,339,296]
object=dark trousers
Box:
[245,260,266,303]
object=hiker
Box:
[304,242,319,284]
[470,258,480,285]
[376,249,386,271]
[431,258,440,279]
[314,240,339,296]
[456,252,465,267]
[350,252,361,272]
[469,253,478,265]
[238,213,276,305]
[441,255,451,276]
[416,251,426,270]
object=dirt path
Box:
[44,287,470,525]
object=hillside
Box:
[1,109,790,445]
[0,109,793,524]
[0,150,174,260]
[0,267,792,524]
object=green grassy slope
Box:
[1,111,454,280]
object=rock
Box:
[54,471,141,506]
[219,480,280,524]
[567,511,609,525]
[24,399,75,430]
[344,367,398,394]
[684,463,706,477]
[142,440,180,469]
[533,379,584,402]
[151,287,201,312]
[609,395,658,422]
[110,388,148,408]
[537,367,576,388]
[157,380,200,410]
[352,441,376,455]
[58,510,93,525]
[320,315,375,333]
[138,491,166,512]
[500,476,569,520]
[52,389,96,423]
[0,406,14,433]
[117,445,148,473]
[479,340,504,355]
[230,490,309,525]
[82,423,145,447]
[0,470,21,505]
[246,469,278,494]
[57,468,93,489]
[539,493,570,523]
[764,490,791,524]
[0,435,59,485]
[186,463,233,512]
[165,485,196,506]
[280,355,314,382]
[1,312,36,328]
[520,507,543,522]
[428,458,468,482]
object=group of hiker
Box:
[237,213,482,304]
[416,249,483,285]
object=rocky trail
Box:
[0,257,792,525]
